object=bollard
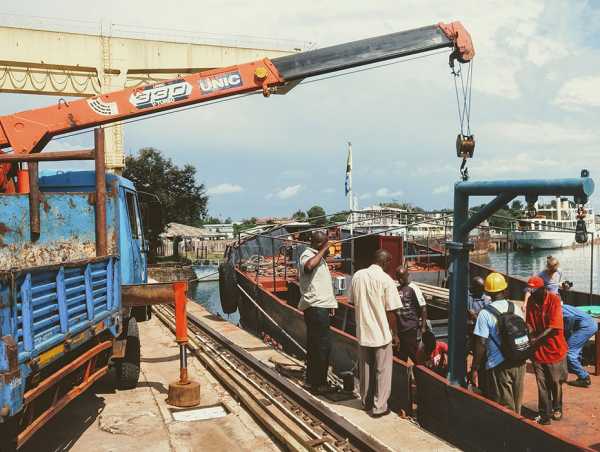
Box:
[166,280,201,407]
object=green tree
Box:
[124,148,208,247]
[472,204,515,230]
[307,205,326,225]
[233,217,257,236]
[329,211,350,223]
[200,216,222,225]
[292,210,307,221]
[510,199,523,212]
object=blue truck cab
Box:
[0,170,147,449]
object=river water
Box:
[472,244,600,294]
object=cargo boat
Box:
[219,223,597,451]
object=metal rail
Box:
[153,305,388,452]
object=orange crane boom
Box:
[0,22,473,155]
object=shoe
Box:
[369,409,391,418]
[552,409,562,421]
[312,384,335,395]
[534,415,551,425]
[568,377,591,388]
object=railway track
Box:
[152,305,388,452]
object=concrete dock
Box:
[20,315,281,452]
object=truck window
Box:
[125,191,142,239]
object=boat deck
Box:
[522,364,600,449]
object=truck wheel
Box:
[132,305,152,322]
[117,317,141,390]
[0,417,18,452]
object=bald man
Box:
[298,230,338,393]
[351,249,402,417]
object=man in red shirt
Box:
[526,276,568,425]
[415,330,448,376]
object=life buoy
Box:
[219,261,240,314]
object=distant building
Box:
[158,222,234,258]
[349,205,451,239]
[202,223,237,240]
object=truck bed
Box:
[0,256,120,418]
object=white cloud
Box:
[272,184,302,200]
[478,121,598,145]
[322,187,336,194]
[526,37,571,66]
[359,193,372,200]
[470,152,560,177]
[375,187,403,198]
[433,185,449,195]
[554,76,600,110]
[207,183,244,195]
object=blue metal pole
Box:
[447,174,594,388]
[455,178,594,198]
[447,187,469,386]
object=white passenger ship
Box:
[513,198,596,249]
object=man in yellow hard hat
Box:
[468,272,528,414]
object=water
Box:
[472,244,600,294]
[188,264,240,324]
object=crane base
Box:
[167,380,201,407]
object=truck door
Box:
[124,189,148,283]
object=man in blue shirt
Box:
[467,276,491,353]
[468,272,526,414]
[563,304,597,388]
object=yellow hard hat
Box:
[484,272,508,293]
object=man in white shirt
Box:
[350,249,402,417]
[298,231,338,393]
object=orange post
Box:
[166,280,199,408]
[17,168,29,193]
[173,280,188,344]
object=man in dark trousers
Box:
[469,272,526,414]
[394,267,428,363]
[526,275,568,425]
[298,231,338,394]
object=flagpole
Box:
[347,142,354,274]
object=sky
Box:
[1,1,599,221]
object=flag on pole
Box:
[345,142,352,196]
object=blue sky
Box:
[1,1,599,220]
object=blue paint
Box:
[0,170,145,419]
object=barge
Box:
[219,223,597,451]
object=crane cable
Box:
[450,52,474,182]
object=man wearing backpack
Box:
[468,272,528,414]
[526,275,568,425]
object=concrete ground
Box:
[21,316,281,452]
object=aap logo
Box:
[130,79,192,109]
[199,71,242,95]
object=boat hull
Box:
[513,230,574,249]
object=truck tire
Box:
[132,305,152,322]
[0,417,18,452]
[117,317,141,390]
